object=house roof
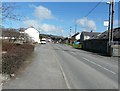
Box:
[96,31,108,39]
[81,31,100,38]
[19,27,40,33]
[96,27,120,39]
[113,27,120,39]
[72,32,80,38]
[19,28,27,32]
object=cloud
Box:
[76,17,96,31]
[87,20,96,30]
[34,5,54,20]
[76,17,87,26]
[41,24,56,32]
[29,4,64,22]
[81,28,87,31]
[23,19,40,29]
[40,23,64,36]
[23,19,64,36]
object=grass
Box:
[66,43,73,46]
[63,42,82,49]
[72,44,82,49]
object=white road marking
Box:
[70,52,76,55]
[82,57,116,75]
[57,61,71,89]
[53,46,71,89]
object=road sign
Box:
[104,20,109,27]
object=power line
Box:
[85,0,103,17]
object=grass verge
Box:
[72,44,82,49]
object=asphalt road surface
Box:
[3,43,118,89]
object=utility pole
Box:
[107,1,111,45]
[111,0,114,43]
[75,24,77,34]
[108,0,114,56]
[70,26,72,37]
[69,26,72,44]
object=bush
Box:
[2,41,34,75]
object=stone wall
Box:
[82,39,120,56]
[82,39,108,55]
[112,45,120,57]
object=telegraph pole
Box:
[70,26,72,37]
[107,1,111,45]
[108,0,114,56]
[111,0,114,43]
[75,24,77,34]
[69,26,72,44]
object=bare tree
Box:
[1,3,24,22]
[2,28,20,42]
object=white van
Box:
[41,38,46,44]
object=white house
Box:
[24,27,40,43]
[75,33,81,40]
[80,31,100,41]
[71,32,81,40]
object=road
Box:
[52,43,118,89]
[3,43,118,89]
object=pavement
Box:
[3,43,118,89]
[3,43,68,89]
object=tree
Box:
[0,3,24,26]
[2,28,20,42]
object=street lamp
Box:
[106,1,111,4]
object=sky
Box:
[2,2,119,37]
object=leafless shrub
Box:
[2,28,33,43]
[2,28,20,42]
[2,42,34,75]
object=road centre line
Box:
[70,51,76,55]
[82,57,116,75]
[53,45,71,89]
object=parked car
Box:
[41,38,46,44]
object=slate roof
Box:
[96,27,120,39]
[19,28,27,32]
[71,32,80,38]
[81,31,100,39]
[113,27,120,39]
